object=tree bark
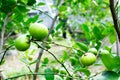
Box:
[109,0,120,42]
[0,12,12,52]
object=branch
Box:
[5,73,78,80]
[4,30,14,42]
[33,13,59,80]
[31,8,54,20]
[0,12,12,52]
[0,44,14,65]
[6,73,54,80]
[109,0,120,42]
[88,71,102,79]
[26,65,33,73]
[116,35,120,55]
[34,41,72,78]
[0,44,14,80]
[42,41,85,53]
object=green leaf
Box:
[55,75,63,80]
[17,5,29,13]
[20,58,29,65]
[76,50,84,56]
[74,68,90,76]
[81,24,90,40]
[55,22,63,31]
[11,10,24,22]
[42,57,49,66]
[7,38,15,45]
[118,71,120,76]
[31,15,39,23]
[30,49,36,55]
[60,50,69,63]
[62,51,69,61]
[69,57,78,65]
[37,20,43,23]
[44,68,54,80]
[82,24,90,32]
[0,59,5,65]
[27,0,36,6]
[74,42,89,52]
[29,59,39,65]
[92,0,98,6]
[109,34,116,44]
[20,0,28,4]
[0,0,16,13]
[95,41,102,50]
[93,26,102,40]
[58,6,67,12]
[25,15,39,25]
[50,29,55,34]
[37,2,46,6]
[95,71,119,80]
[56,0,61,6]
[100,53,120,70]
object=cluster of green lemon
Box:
[15,23,48,51]
[15,23,109,67]
[80,48,109,66]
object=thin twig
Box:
[43,41,85,53]
[26,65,33,73]
[5,73,78,80]
[0,44,14,65]
[34,41,72,77]
[0,44,13,80]
[88,71,102,79]
[4,30,14,42]
[33,13,58,80]
[32,8,54,20]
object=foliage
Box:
[0,0,120,80]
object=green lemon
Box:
[15,35,30,51]
[80,52,96,66]
[88,48,98,55]
[29,23,48,41]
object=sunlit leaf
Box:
[44,68,54,80]
[109,34,116,44]
[58,6,67,12]
[56,22,63,31]
[29,59,39,65]
[37,2,45,6]
[74,42,89,52]
[42,57,49,66]
[93,26,102,40]
[74,68,90,76]
[20,58,29,65]
[94,71,119,80]
[100,53,120,70]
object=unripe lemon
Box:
[29,23,48,41]
[15,35,30,51]
[88,48,97,55]
[80,53,96,66]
